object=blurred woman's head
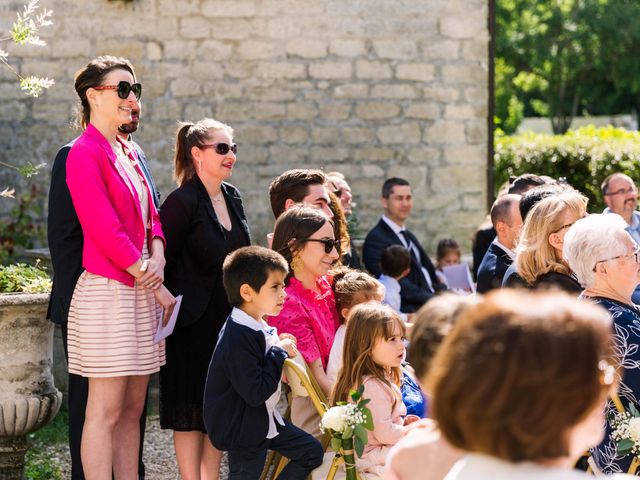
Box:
[429,290,617,463]
[173,118,235,186]
[74,56,138,130]
[564,213,640,295]
[515,190,588,285]
[271,205,338,282]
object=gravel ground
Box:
[41,415,230,480]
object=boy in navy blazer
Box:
[203,246,323,479]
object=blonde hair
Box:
[332,268,384,323]
[515,190,588,285]
[331,303,405,408]
[173,118,234,186]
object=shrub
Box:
[495,125,640,212]
[0,262,51,293]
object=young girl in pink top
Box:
[332,303,418,476]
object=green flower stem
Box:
[341,437,357,480]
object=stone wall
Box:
[1,0,489,252]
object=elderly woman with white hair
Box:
[564,213,640,475]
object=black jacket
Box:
[476,242,513,294]
[362,219,443,313]
[46,139,160,325]
[160,177,250,327]
[203,317,288,451]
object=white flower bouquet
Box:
[320,385,373,480]
[610,403,640,457]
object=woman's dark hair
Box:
[328,190,349,262]
[271,205,331,282]
[173,118,233,186]
[73,56,135,129]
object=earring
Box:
[197,159,202,172]
[290,253,304,275]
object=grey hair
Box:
[563,213,630,288]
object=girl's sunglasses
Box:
[301,238,340,253]
[94,81,142,101]
[199,143,238,155]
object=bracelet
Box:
[140,259,150,272]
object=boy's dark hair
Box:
[268,169,327,219]
[382,177,410,198]
[436,238,460,261]
[519,183,571,221]
[507,173,546,195]
[380,245,411,278]
[222,246,289,307]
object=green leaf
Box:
[350,388,361,402]
[342,425,353,439]
[354,424,368,445]
[358,384,365,396]
[629,403,640,417]
[362,407,374,431]
[354,436,365,458]
[358,398,371,408]
[330,436,342,453]
[618,438,635,456]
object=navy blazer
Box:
[476,242,513,294]
[46,138,160,325]
[160,177,251,327]
[203,317,288,451]
[362,219,443,313]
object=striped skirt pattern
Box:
[67,271,166,378]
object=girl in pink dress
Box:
[332,303,418,476]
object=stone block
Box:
[96,40,145,60]
[405,102,440,120]
[245,85,297,101]
[319,103,351,120]
[215,102,253,121]
[164,41,199,60]
[355,61,392,80]
[147,42,163,61]
[238,124,279,144]
[355,102,401,120]
[189,62,225,80]
[442,64,486,85]
[269,145,308,163]
[281,125,309,144]
[264,17,302,38]
[238,146,269,165]
[440,15,486,39]
[309,62,352,79]
[333,83,369,99]
[370,84,417,99]
[422,86,460,102]
[203,82,245,99]
[342,127,373,144]
[465,120,487,144]
[312,127,340,144]
[254,62,307,80]
[158,0,200,16]
[225,62,256,79]
[407,147,440,165]
[442,145,486,166]
[149,100,182,121]
[180,17,211,39]
[461,38,488,60]
[310,146,350,163]
[372,40,418,60]
[210,19,252,39]
[430,165,484,193]
[201,1,257,17]
[0,100,28,121]
[461,191,485,211]
[197,40,234,60]
[463,85,488,107]
[237,41,280,60]
[396,63,436,82]
[330,39,367,57]
[252,102,286,120]
[445,104,486,120]
[170,78,202,97]
[184,103,213,120]
[286,102,318,120]
[377,123,421,144]
[422,40,460,60]
[51,39,91,58]
[286,39,327,59]
[424,121,466,144]
[353,147,396,163]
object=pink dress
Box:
[268,276,339,369]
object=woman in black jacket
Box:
[159,118,250,480]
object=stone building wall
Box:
[0,0,489,252]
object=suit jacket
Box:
[47,134,161,324]
[472,226,496,279]
[476,242,513,294]
[160,177,250,327]
[363,219,443,313]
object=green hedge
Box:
[495,125,640,212]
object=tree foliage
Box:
[496,0,640,134]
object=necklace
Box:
[210,194,224,203]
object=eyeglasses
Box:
[593,247,640,271]
[94,81,142,101]
[605,186,637,196]
[198,143,238,155]
[552,214,589,234]
[301,238,340,254]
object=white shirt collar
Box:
[493,238,516,260]
[230,307,272,333]
[382,215,405,235]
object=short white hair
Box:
[563,213,630,288]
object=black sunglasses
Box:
[301,238,340,254]
[199,142,238,155]
[94,81,142,101]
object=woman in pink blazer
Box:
[65,56,175,479]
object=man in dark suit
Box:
[476,193,522,293]
[47,105,159,480]
[363,177,444,313]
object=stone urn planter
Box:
[0,292,62,479]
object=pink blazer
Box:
[66,123,164,287]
